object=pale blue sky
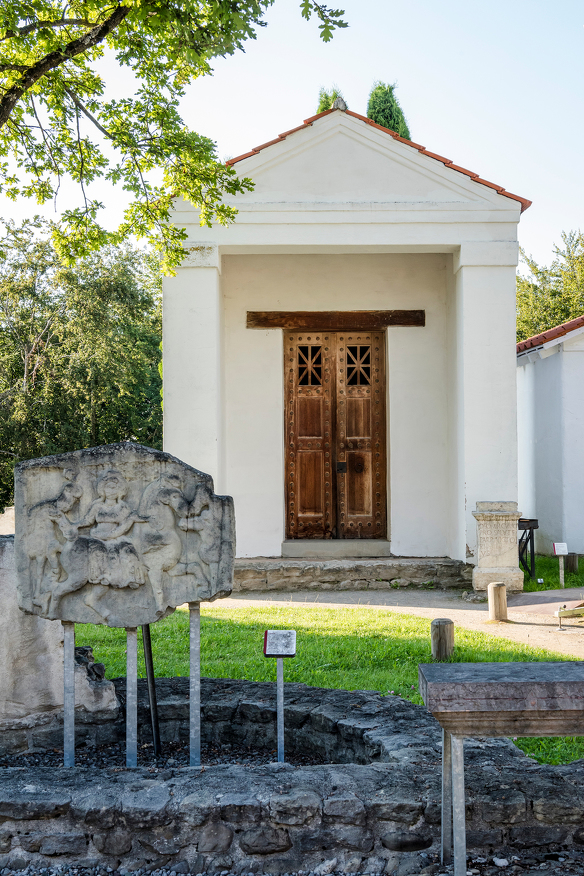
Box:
[4,0,583,269]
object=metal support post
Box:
[560,555,565,588]
[441,728,452,864]
[451,736,467,876]
[189,602,201,767]
[277,657,284,762]
[142,624,161,756]
[63,622,75,768]
[126,627,138,768]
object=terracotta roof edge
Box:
[516,315,584,353]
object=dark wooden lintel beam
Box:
[246,310,425,330]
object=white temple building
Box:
[163,105,530,575]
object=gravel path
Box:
[222,590,584,659]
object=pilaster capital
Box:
[179,241,220,270]
[454,241,519,273]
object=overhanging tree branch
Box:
[1,19,98,41]
[0,5,130,129]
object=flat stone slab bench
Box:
[418,662,584,876]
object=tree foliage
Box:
[0,2,347,272]
[366,81,410,140]
[316,84,346,113]
[516,232,584,341]
[0,217,162,509]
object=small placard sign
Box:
[554,543,569,556]
[264,630,296,658]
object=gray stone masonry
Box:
[0,680,583,871]
[233,558,473,592]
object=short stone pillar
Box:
[472,501,523,592]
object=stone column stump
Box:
[472,501,523,592]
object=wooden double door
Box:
[285,330,387,540]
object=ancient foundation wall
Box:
[1,679,583,873]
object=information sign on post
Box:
[554,543,569,589]
[264,630,296,762]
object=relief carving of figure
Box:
[138,474,190,614]
[40,470,147,619]
[16,443,235,627]
[27,469,83,598]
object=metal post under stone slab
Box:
[277,657,284,762]
[189,601,201,767]
[441,728,452,864]
[126,628,138,768]
[63,621,75,768]
[451,736,466,876]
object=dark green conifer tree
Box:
[367,81,410,139]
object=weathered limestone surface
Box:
[0,680,583,872]
[233,557,472,592]
[472,501,523,592]
[0,535,63,720]
[0,535,118,729]
[15,443,235,627]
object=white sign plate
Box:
[554,542,569,556]
[264,629,296,658]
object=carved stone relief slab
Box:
[15,443,235,627]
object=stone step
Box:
[233,556,472,592]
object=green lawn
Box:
[76,602,584,766]
[524,554,584,592]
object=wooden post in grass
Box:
[567,553,579,575]
[431,618,454,661]
[488,582,508,621]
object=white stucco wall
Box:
[517,334,584,555]
[220,253,453,558]
[517,360,536,518]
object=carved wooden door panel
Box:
[285,330,386,540]
[335,331,386,539]
[285,332,336,539]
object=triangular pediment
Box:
[226,112,522,214]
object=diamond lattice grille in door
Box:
[285,331,386,539]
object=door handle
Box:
[336,461,347,473]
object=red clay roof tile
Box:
[517,315,584,354]
[225,109,531,212]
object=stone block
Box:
[197,822,233,853]
[381,831,433,852]
[220,795,261,824]
[323,793,366,825]
[269,789,322,824]
[368,794,424,824]
[472,568,524,592]
[39,834,88,856]
[18,834,43,853]
[71,791,119,827]
[465,829,503,849]
[15,443,235,627]
[121,785,171,827]
[239,827,292,855]
[532,792,584,823]
[477,789,526,824]
[508,825,568,847]
[296,826,374,853]
[93,829,133,856]
[0,791,71,820]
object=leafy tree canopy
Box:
[517,231,584,342]
[0,2,347,273]
[0,217,162,509]
[367,80,410,140]
[316,84,346,113]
